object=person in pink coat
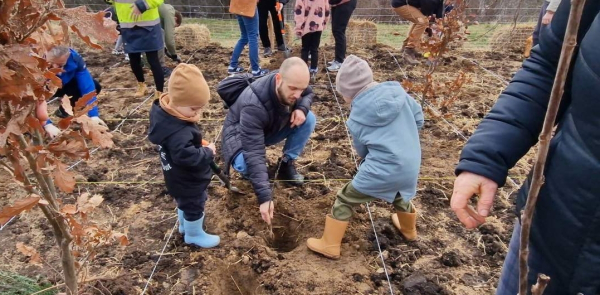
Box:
[294,0,330,81]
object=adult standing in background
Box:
[532,0,562,47]
[532,1,550,47]
[325,0,357,72]
[158,3,183,77]
[258,0,288,57]
[228,0,269,77]
[391,0,444,65]
[542,0,562,25]
[104,0,165,100]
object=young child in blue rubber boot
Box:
[148,63,220,248]
[307,55,424,259]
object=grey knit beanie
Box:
[335,55,374,99]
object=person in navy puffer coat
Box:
[450,1,600,294]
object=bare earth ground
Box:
[0,42,531,294]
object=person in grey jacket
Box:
[307,55,424,259]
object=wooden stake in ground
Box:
[518,1,586,294]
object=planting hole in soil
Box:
[218,267,262,295]
[266,219,300,253]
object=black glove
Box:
[164,49,182,63]
[171,54,182,63]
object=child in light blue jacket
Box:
[307,55,423,259]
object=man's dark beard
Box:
[277,85,294,107]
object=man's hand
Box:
[90,116,108,128]
[130,4,142,21]
[290,109,306,128]
[542,11,555,25]
[259,200,274,225]
[44,123,61,139]
[450,172,498,229]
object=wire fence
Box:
[65,1,543,51]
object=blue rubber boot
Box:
[183,215,220,248]
[177,209,185,235]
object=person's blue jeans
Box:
[233,111,316,174]
[229,9,260,72]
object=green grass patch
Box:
[184,18,535,50]
[0,271,56,295]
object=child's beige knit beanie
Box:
[167,63,210,107]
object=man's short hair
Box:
[47,46,70,59]
[174,10,183,26]
[279,57,308,79]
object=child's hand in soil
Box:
[450,171,498,229]
[259,200,274,225]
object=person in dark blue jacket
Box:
[39,46,103,138]
[148,63,220,248]
[450,1,600,294]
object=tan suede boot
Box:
[149,90,162,106]
[392,208,417,241]
[134,82,147,98]
[306,215,348,259]
[524,36,533,58]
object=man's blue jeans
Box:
[233,111,316,175]
[229,9,260,72]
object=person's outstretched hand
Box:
[450,172,498,229]
[259,200,274,225]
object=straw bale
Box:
[174,24,211,50]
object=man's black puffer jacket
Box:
[455,1,600,294]
[221,73,313,204]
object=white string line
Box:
[0,216,17,232]
[457,56,510,86]
[385,49,519,189]
[323,53,395,295]
[140,219,178,295]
